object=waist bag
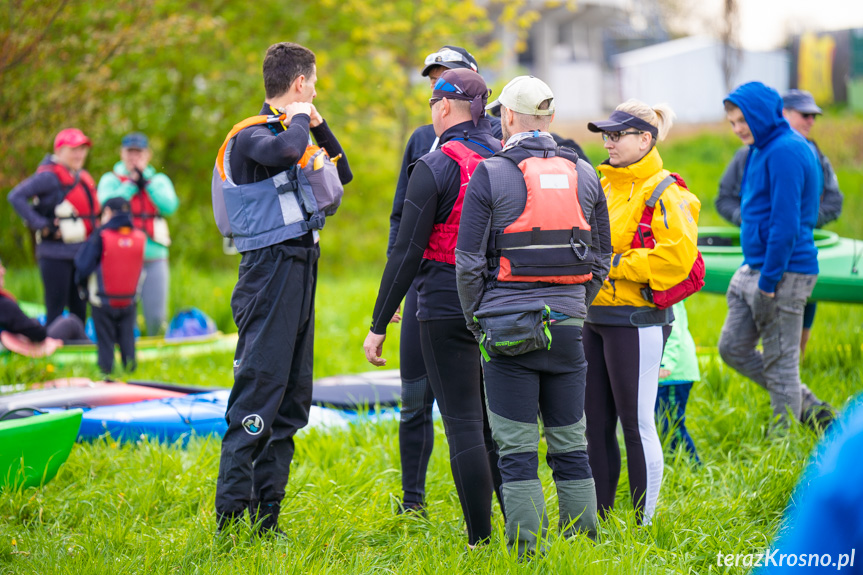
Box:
[473,302,552,361]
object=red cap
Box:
[53,128,92,150]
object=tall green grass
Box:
[2,126,862,573]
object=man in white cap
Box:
[455,75,611,556]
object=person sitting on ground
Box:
[98,132,178,336]
[655,300,701,464]
[715,88,844,358]
[74,197,146,374]
[0,257,88,345]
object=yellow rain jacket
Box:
[591,147,700,314]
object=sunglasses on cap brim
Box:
[424,49,475,70]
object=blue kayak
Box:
[66,390,400,444]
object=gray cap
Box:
[121,132,149,149]
[486,75,554,116]
[782,89,822,114]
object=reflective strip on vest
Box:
[99,227,146,308]
[495,151,593,285]
[211,115,325,252]
[422,141,486,265]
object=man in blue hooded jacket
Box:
[717,81,832,430]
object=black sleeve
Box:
[74,232,103,287]
[816,147,843,227]
[716,147,748,226]
[370,162,439,334]
[238,114,312,169]
[0,297,47,342]
[311,119,353,185]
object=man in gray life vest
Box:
[455,75,611,556]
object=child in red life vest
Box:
[74,197,146,374]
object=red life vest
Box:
[422,141,486,265]
[36,163,100,237]
[631,173,705,309]
[115,173,161,239]
[489,146,594,285]
[99,227,146,308]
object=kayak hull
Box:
[698,227,863,303]
[0,410,82,489]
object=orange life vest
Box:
[489,146,594,285]
[36,163,100,237]
[422,141,486,265]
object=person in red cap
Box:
[8,128,100,325]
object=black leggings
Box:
[38,257,86,325]
[583,323,671,525]
[419,318,503,545]
[398,283,435,506]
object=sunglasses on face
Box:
[429,97,442,109]
[601,131,643,143]
[801,113,817,120]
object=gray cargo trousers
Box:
[718,265,819,422]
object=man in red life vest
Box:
[363,68,504,548]
[75,197,146,374]
[455,76,611,555]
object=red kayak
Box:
[0,382,190,420]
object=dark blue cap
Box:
[103,197,130,212]
[121,132,149,149]
[782,89,822,114]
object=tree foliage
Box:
[0,0,537,269]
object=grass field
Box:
[1,124,862,574]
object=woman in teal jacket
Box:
[655,300,700,463]
[97,132,178,335]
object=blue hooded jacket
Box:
[724,82,820,293]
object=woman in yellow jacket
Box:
[584,101,700,525]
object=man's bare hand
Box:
[308,104,323,128]
[363,331,387,367]
[389,305,402,324]
[281,102,312,124]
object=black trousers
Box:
[215,240,319,520]
[398,282,435,506]
[91,304,137,374]
[419,318,503,545]
[38,257,86,325]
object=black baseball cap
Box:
[421,46,479,77]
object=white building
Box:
[613,36,790,122]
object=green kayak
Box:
[698,227,863,303]
[0,409,82,489]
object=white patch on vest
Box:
[539,173,569,189]
[278,191,304,225]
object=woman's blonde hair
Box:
[615,99,676,142]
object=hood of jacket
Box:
[724,82,791,150]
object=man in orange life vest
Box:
[8,128,100,325]
[455,76,611,555]
[74,197,146,374]
[363,68,504,547]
